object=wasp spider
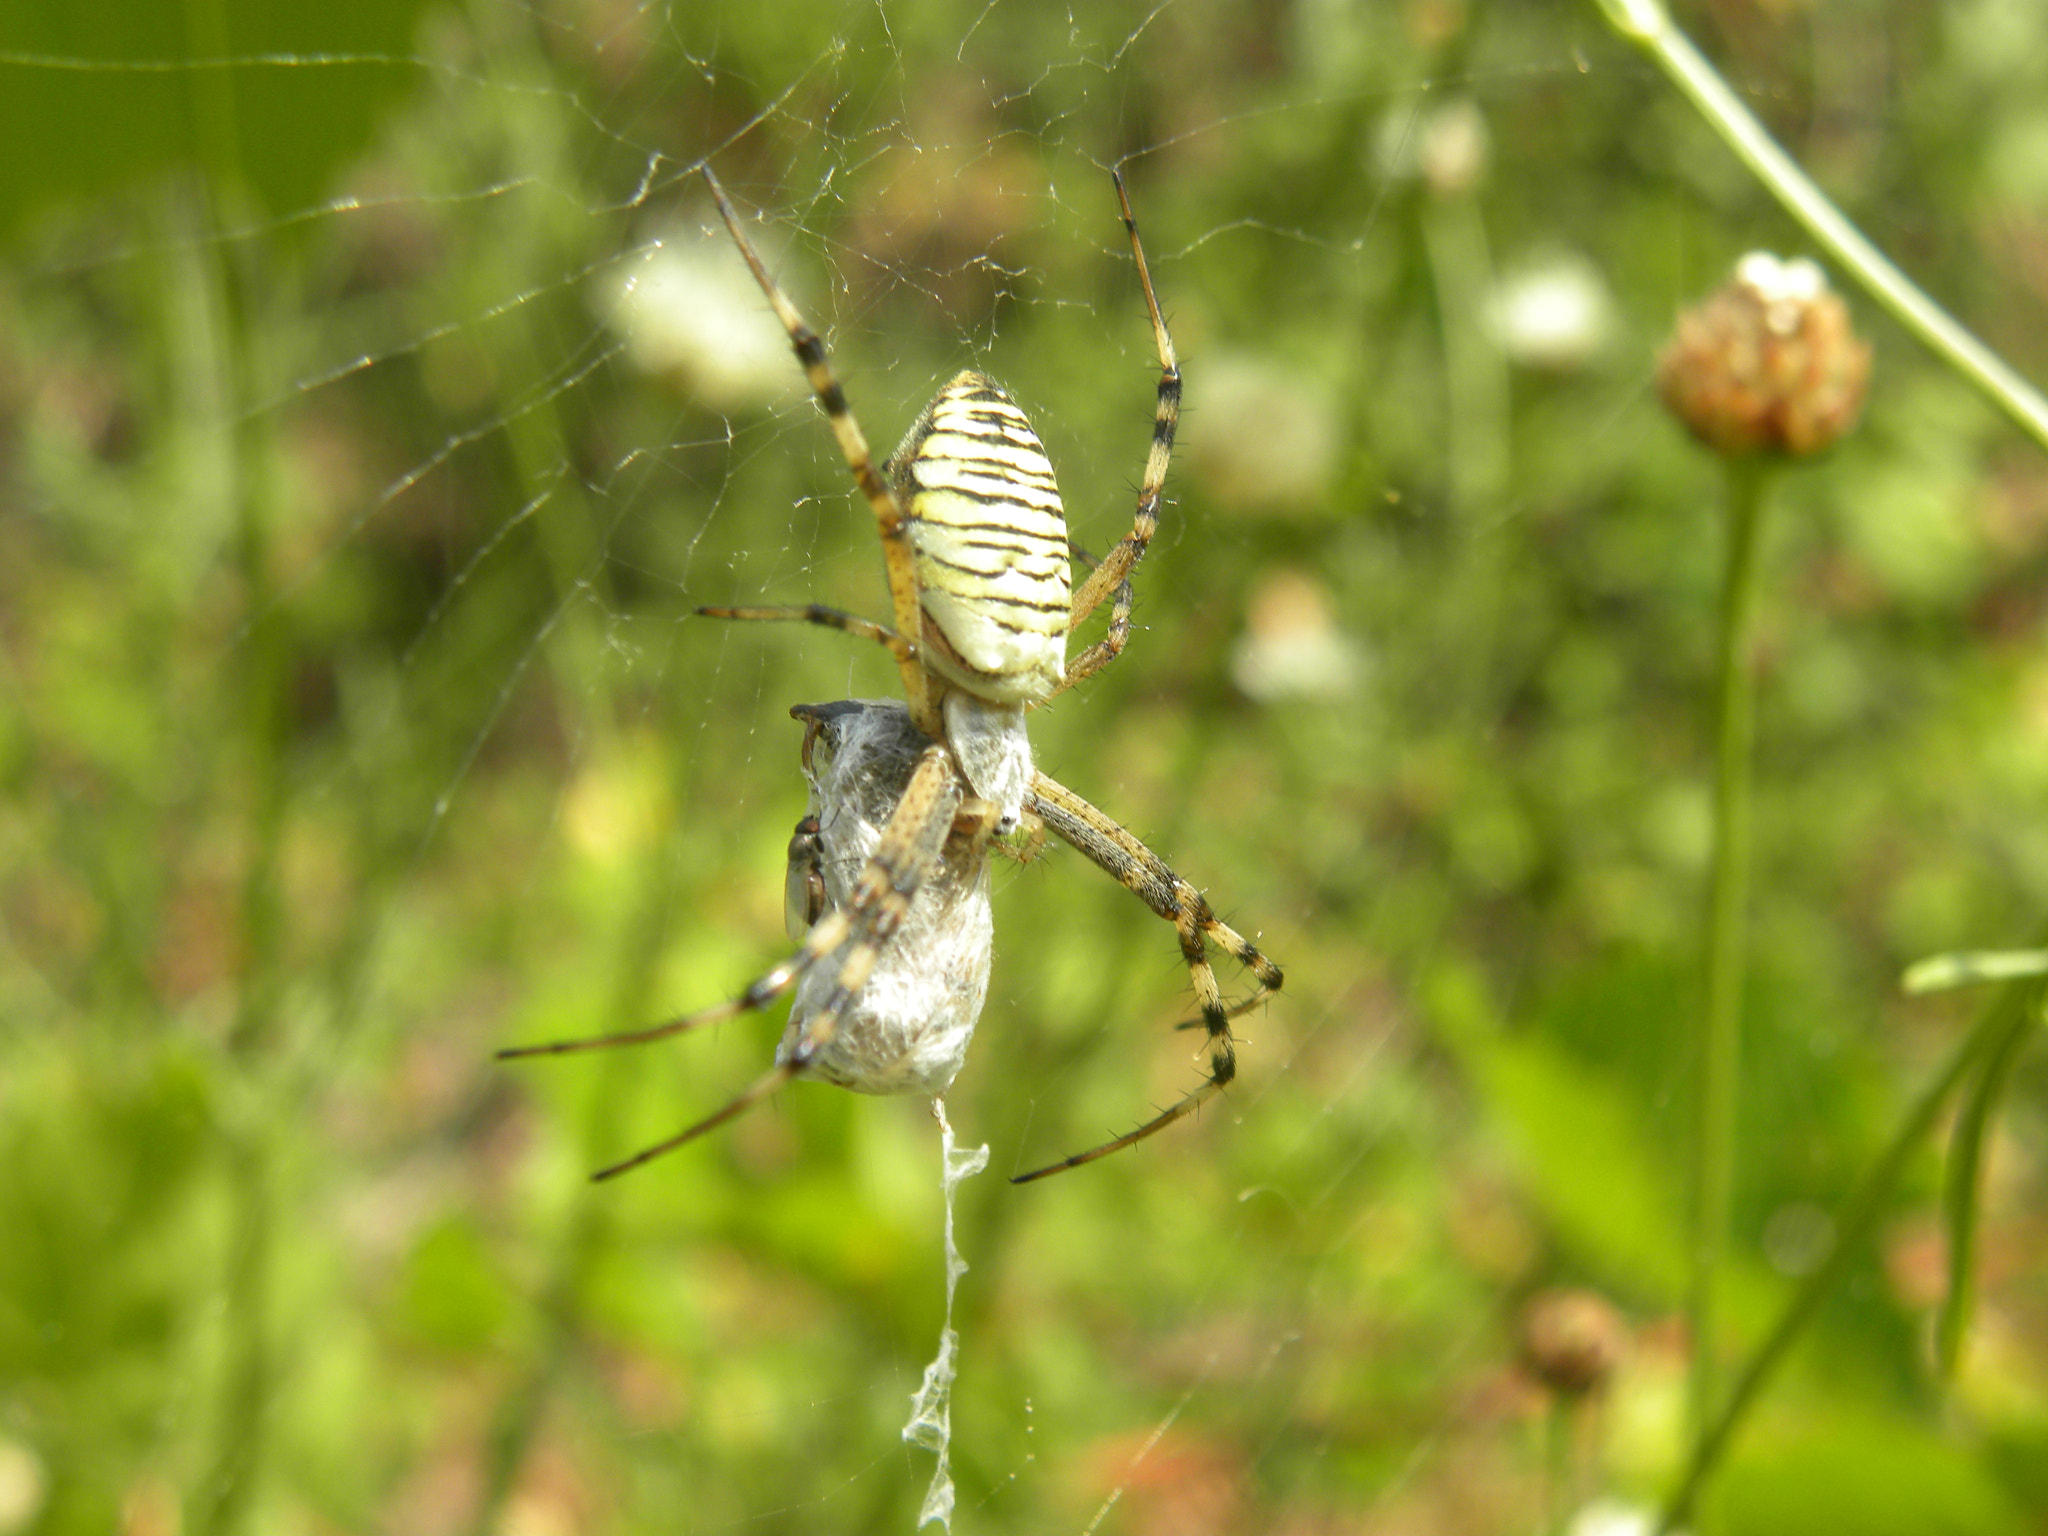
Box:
[501,165,1282,1183]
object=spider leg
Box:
[1011,771,1283,1183]
[697,603,914,671]
[1170,990,1274,1030]
[585,905,904,1180]
[703,164,939,735]
[1048,169,1180,701]
[600,787,1004,1185]
[589,1058,801,1181]
[1013,1077,1230,1186]
[493,903,859,1060]
[501,742,963,1180]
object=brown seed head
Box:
[1519,1287,1627,1398]
[1657,253,1871,457]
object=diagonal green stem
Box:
[1690,456,1770,1468]
[1593,0,2048,454]
[1935,939,2048,1378]
[1661,972,2045,1532]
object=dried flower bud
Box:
[1656,253,1871,457]
[1519,1287,1627,1398]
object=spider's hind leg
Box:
[1011,769,1283,1183]
[495,900,863,1179]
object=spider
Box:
[500,164,1282,1183]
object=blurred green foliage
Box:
[0,0,431,237]
[4,0,2048,1532]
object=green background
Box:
[4,0,2047,1531]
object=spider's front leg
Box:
[1011,771,1283,1183]
[702,165,939,734]
[1046,169,1181,702]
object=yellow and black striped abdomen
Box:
[887,371,1071,704]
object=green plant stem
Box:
[1936,1051,2013,1382]
[1421,187,1511,522]
[172,0,287,1511]
[1660,973,2045,1533]
[1593,0,2048,455]
[1936,938,2048,1378]
[1690,456,1770,1467]
[1541,1398,1572,1536]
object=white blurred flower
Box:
[1420,97,1491,195]
[1568,1498,1674,1536]
[1734,250,1827,321]
[1488,253,1617,371]
[1230,568,1369,703]
[0,1437,47,1534]
[1186,354,1342,515]
[1372,96,1491,194]
[600,214,797,408]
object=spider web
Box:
[7,1,2043,1533]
